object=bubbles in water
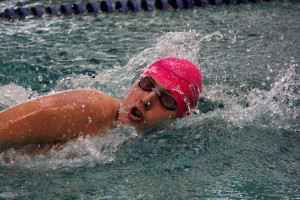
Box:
[197,64,300,132]
[78,132,84,141]
[0,125,138,169]
[0,84,37,110]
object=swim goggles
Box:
[139,77,177,111]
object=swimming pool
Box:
[0,1,299,199]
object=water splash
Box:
[0,125,137,169]
[182,63,300,134]
[0,83,36,111]
[2,30,298,169]
[0,31,205,167]
[245,64,300,131]
[52,31,206,97]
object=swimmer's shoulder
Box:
[53,89,120,116]
[41,88,117,103]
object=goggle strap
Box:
[151,87,161,96]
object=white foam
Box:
[187,64,300,132]
[7,31,297,168]
[0,84,36,109]
[0,31,205,167]
[0,125,138,169]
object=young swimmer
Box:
[0,57,202,150]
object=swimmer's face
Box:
[118,76,177,133]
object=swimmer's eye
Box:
[139,77,177,111]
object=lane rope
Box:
[0,0,269,20]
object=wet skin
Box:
[118,76,177,133]
[0,90,120,150]
[0,77,177,150]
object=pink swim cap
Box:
[140,57,202,118]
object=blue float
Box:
[208,0,222,6]
[45,6,58,15]
[194,0,208,6]
[4,8,18,19]
[72,3,85,14]
[141,0,154,11]
[127,0,140,12]
[223,0,237,5]
[31,6,43,17]
[86,2,99,14]
[16,7,28,18]
[237,0,248,3]
[60,4,74,15]
[168,0,184,9]
[183,0,194,8]
[115,1,128,12]
[100,0,114,13]
[155,0,169,10]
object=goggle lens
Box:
[139,77,177,111]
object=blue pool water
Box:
[0,1,300,199]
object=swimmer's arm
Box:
[0,89,120,149]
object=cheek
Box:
[137,107,177,132]
[152,104,177,120]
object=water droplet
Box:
[38,76,43,82]
[290,57,295,63]
[88,117,92,123]
[78,132,84,140]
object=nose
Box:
[141,90,159,110]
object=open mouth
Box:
[129,106,143,121]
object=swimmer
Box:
[0,57,202,150]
